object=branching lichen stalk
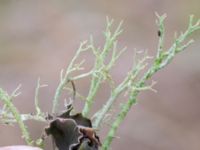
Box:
[102,14,200,150]
[52,41,91,114]
[93,50,151,128]
[82,18,124,117]
[0,88,33,145]
[102,93,137,150]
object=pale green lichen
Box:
[0,14,199,150]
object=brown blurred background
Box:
[0,0,200,150]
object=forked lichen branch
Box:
[102,14,200,150]
[0,87,33,145]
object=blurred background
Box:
[0,0,200,150]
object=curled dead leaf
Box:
[45,105,101,150]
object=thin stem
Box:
[35,78,47,116]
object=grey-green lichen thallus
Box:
[0,14,199,150]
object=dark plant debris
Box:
[45,103,101,150]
